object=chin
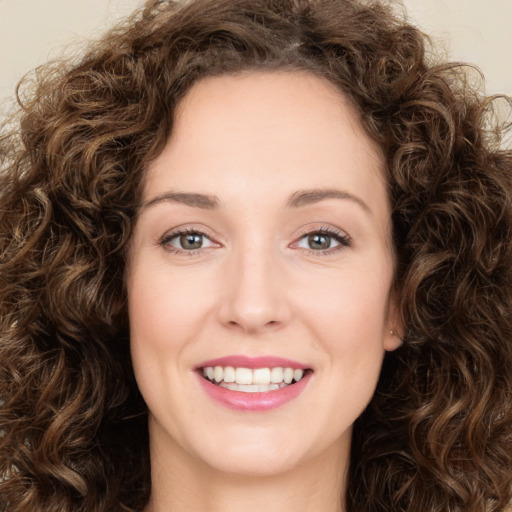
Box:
[183,421,348,479]
[200,444,306,478]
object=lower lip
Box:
[197,373,312,412]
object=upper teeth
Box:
[202,366,304,385]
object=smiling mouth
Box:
[200,366,312,393]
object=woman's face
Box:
[127,71,401,478]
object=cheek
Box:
[296,257,392,386]
[298,258,392,337]
[128,262,210,353]
[127,262,215,423]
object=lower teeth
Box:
[218,382,288,393]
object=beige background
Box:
[1,0,511,106]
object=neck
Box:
[144,428,348,512]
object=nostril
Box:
[225,319,281,332]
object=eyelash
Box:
[293,227,351,256]
[160,227,218,255]
[159,226,351,256]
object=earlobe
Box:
[384,296,403,351]
[385,328,403,351]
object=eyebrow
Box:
[141,191,220,210]
[141,187,371,213]
[287,188,371,213]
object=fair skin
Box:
[127,70,401,512]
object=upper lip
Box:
[195,355,311,370]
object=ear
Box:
[383,293,403,352]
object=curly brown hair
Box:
[1,0,511,510]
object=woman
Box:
[1,0,511,511]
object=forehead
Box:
[144,71,387,214]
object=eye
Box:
[161,229,217,253]
[294,229,350,252]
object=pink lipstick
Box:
[195,355,312,412]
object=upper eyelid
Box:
[161,225,219,241]
[300,229,349,241]
[293,225,350,241]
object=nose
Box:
[217,244,291,334]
